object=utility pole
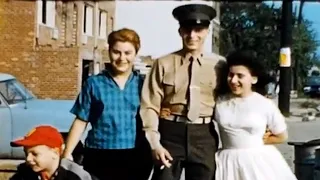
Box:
[278,0,293,117]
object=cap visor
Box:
[10,139,39,147]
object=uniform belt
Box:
[163,115,212,124]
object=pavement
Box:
[277,119,320,169]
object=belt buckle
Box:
[196,117,211,124]
[174,116,188,123]
[174,116,210,124]
[175,116,201,124]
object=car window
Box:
[0,79,35,104]
[306,77,320,85]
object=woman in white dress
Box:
[214,50,297,180]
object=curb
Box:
[0,160,23,172]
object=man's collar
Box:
[180,50,203,65]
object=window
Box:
[83,4,93,36]
[99,10,108,39]
[0,79,35,105]
[37,0,55,27]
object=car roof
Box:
[0,73,15,82]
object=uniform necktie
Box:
[187,57,201,121]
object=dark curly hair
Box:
[226,50,273,95]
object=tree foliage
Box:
[311,70,320,76]
[219,2,319,87]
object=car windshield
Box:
[306,77,320,86]
[0,79,35,104]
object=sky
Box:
[265,1,320,56]
[114,1,214,58]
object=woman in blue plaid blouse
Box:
[62,28,153,180]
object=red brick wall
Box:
[0,1,80,100]
[32,47,79,100]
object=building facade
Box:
[0,0,220,100]
[211,2,221,54]
[0,0,115,99]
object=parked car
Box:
[303,76,320,97]
[0,73,85,164]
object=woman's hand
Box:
[263,128,272,143]
[62,152,74,161]
[263,129,288,144]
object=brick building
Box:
[0,0,115,99]
[0,0,221,100]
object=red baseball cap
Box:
[10,125,64,148]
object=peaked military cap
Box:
[172,4,216,27]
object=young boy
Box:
[9,125,96,180]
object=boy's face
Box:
[24,145,59,172]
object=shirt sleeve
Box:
[266,100,287,135]
[70,78,93,122]
[140,59,164,150]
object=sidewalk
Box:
[0,160,23,180]
[271,97,320,122]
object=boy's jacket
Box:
[10,158,98,180]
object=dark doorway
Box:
[82,60,94,86]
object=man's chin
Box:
[185,46,199,51]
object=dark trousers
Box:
[83,140,153,180]
[151,120,219,180]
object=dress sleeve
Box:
[266,100,287,135]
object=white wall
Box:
[114,1,213,59]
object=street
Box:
[277,120,320,169]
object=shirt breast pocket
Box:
[162,73,175,95]
[200,79,215,96]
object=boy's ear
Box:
[52,147,62,156]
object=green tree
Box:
[292,19,319,86]
[311,70,320,76]
[219,2,319,90]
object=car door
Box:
[10,104,49,158]
[0,94,12,158]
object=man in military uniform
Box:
[140,4,225,180]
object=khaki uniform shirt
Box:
[140,50,227,149]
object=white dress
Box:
[214,92,297,180]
